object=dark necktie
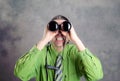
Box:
[55,54,63,81]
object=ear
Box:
[66,40,70,44]
[67,41,69,44]
[47,42,50,45]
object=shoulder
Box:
[65,44,79,59]
[65,43,77,50]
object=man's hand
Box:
[67,26,86,51]
[67,27,79,43]
[37,27,58,50]
[42,27,58,43]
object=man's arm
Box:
[77,49,104,81]
[68,27,103,81]
[14,46,46,81]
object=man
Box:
[14,15,103,81]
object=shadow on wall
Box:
[0,20,21,57]
[0,20,21,81]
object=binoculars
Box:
[48,21,71,32]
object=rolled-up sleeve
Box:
[14,46,46,81]
[77,48,103,81]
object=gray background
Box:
[0,0,120,81]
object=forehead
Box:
[54,19,66,24]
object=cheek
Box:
[51,37,56,42]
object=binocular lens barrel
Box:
[48,21,71,32]
[62,21,71,31]
[48,21,58,31]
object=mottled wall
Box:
[0,0,120,81]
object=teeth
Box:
[56,37,63,40]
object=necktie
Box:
[55,54,63,81]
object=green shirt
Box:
[14,44,103,81]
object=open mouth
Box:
[56,37,63,41]
[55,33,66,43]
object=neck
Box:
[52,44,64,52]
[56,46,63,52]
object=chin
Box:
[56,44,63,47]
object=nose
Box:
[56,30,63,36]
[58,30,62,34]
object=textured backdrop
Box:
[0,0,120,81]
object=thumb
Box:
[66,32,71,41]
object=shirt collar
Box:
[50,43,68,60]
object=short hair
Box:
[51,15,69,21]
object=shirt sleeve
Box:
[14,45,46,81]
[77,48,104,81]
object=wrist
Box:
[37,38,48,50]
[42,37,49,44]
[74,37,86,51]
[72,36,79,43]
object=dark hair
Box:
[51,15,69,21]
